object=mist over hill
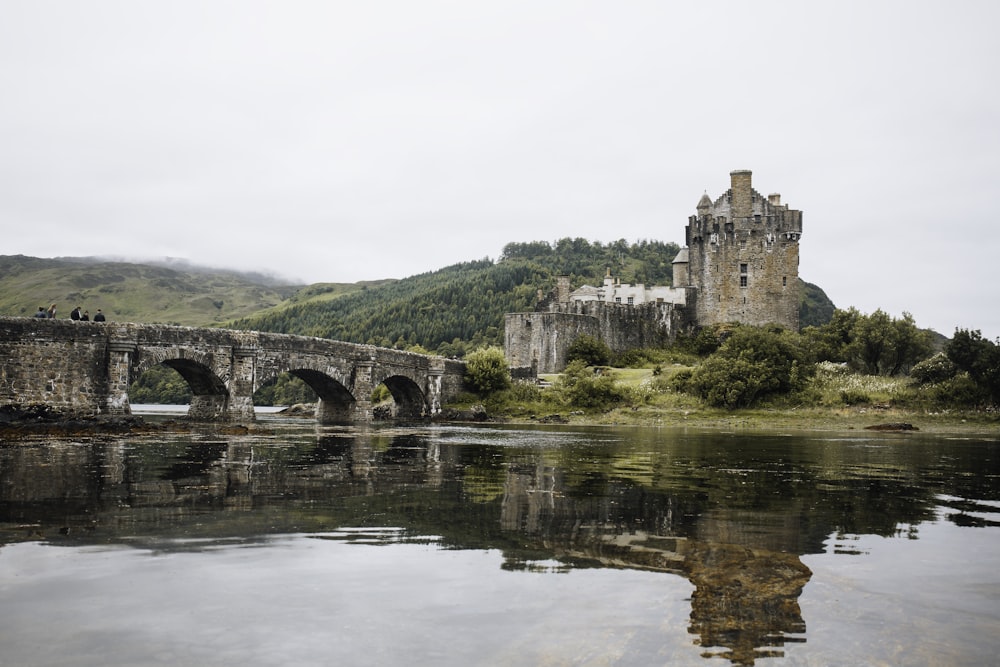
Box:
[0,254,340,327]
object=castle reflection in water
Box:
[2,423,997,665]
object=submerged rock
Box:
[865,422,919,431]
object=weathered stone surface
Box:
[0,317,466,424]
[505,169,803,373]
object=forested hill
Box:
[228,238,836,356]
[1,243,835,356]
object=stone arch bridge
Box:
[0,317,467,423]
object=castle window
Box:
[740,276,748,287]
[615,297,621,303]
[739,263,748,288]
[627,296,634,305]
[754,214,761,223]
[783,276,787,287]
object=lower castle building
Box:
[504,169,803,373]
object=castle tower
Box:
[683,170,803,330]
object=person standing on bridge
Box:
[93,309,106,322]
[33,306,47,318]
[46,304,57,318]
[81,310,89,321]
[70,306,81,320]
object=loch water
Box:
[1,413,998,666]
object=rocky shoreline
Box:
[1,403,995,438]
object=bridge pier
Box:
[105,341,137,416]
[426,359,445,416]
[349,359,374,423]
[226,347,257,422]
[0,318,467,426]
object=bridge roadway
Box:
[0,317,467,423]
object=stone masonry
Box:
[0,317,466,423]
[505,169,803,373]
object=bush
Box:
[926,373,989,407]
[946,329,1000,405]
[684,326,814,408]
[840,390,871,406]
[566,335,611,367]
[464,346,512,394]
[668,368,694,392]
[614,348,650,368]
[910,353,957,385]
[556,360,628,410]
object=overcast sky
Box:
[2,1,998,340]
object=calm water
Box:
[1,413,998,667]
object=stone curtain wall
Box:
[505,302,688,374]
[505,311,602,375]
[503,171,803,374]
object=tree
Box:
[464,346,511,394]
[946,329,1000,405]
[806,308,932,375]
[566,334,611,367]
[846,310,932,375]
[802,307,861,362]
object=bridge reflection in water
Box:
[2,423,997,665]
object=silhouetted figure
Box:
[70,306,81,320]
[33,306,47,318]
[81,310,90,321]
[93,309,106,322]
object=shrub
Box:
[684,326,814,408]
[556,360,628,410]
[910,353,957,385]
[614,348,650,368]
[566,334,611,367]
[926,373,989,406]
[840,390,871,406]
[464,346,512,394]
[668,368,694,392]
[946,329,1000,405]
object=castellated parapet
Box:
[504,169,804,373]
[685,170,802,330]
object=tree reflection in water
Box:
[1,424,997,666]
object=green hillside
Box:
[228,238,836,355]
[0,255,385,326]
[1,242,837,356]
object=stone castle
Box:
[504,169,803,373]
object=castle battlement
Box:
[505,170,803,373]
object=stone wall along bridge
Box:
[0,317,467,423]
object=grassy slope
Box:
[0,255,389,327]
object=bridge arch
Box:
[378,374,429,420]
[0,318,467,424]
[132,348,233,421]
[257,359,360,424]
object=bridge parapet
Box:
[0,317,467,424]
